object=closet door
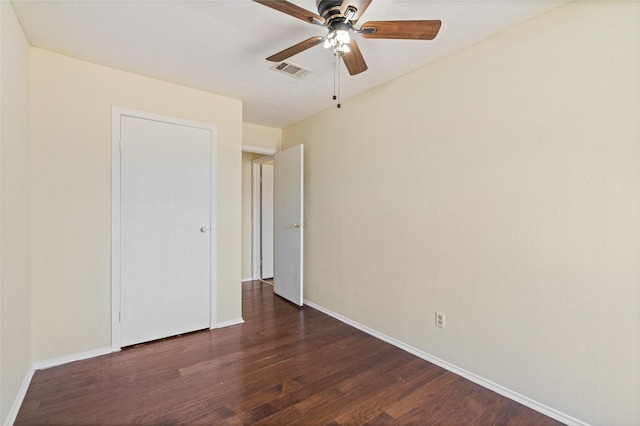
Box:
[120,115,212,346]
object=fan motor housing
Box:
[316,0,345,24]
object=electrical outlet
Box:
[436,311,445,329]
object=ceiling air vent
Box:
[271,61,311,79]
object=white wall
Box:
[283,2,640,425]
[0,1,32,423]
[29,48,243,362]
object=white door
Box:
[261,163,274,279]
[274,145,304,306]
[120,116,212,346]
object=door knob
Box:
[200,226,208,233]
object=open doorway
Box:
[241,144,304,304]
[241,146,276,283]
[253,156,275,282]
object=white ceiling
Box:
[11,0,569,128]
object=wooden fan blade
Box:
[253,0,324,25]
[360,20,441,40]
[340,0,373,22]
[342,40,368,76]
[266,36,325,62]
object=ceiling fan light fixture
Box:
[343,7,356,22]
[324,30,351,56]
[335,30,351,44]
[324,30,351,47]
[334,43,350,56]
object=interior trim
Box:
[242,145,277,155]
[303,299,589,426]
[111,106,218,350]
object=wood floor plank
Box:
[329,362,445,425]
[15,281,564,425]
[246,337,387,413]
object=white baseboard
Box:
[4,346,114,426]
[303,299,589,426]
[4,366,35,426]
[7,308,584,426]
[3,320,252,425]
[213,317,244,329]
[241,278,254,283]
[33,347,114,371]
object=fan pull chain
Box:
[332,55,336,102]
[337,57,341,108]
[332,55,341,109]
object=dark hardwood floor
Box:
[16,281,563,425]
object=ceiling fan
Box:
[253,0,441,76]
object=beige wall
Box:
[283,2,640,425]
[0,1,32,423]
[242,123,281,151]
[241,151,254,280]
[29,48,243,362]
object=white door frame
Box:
[242,146,277,281]
[252,162,261,280]
[259,162,275,279]
[111,107,218,351]
[251,155,273,280]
